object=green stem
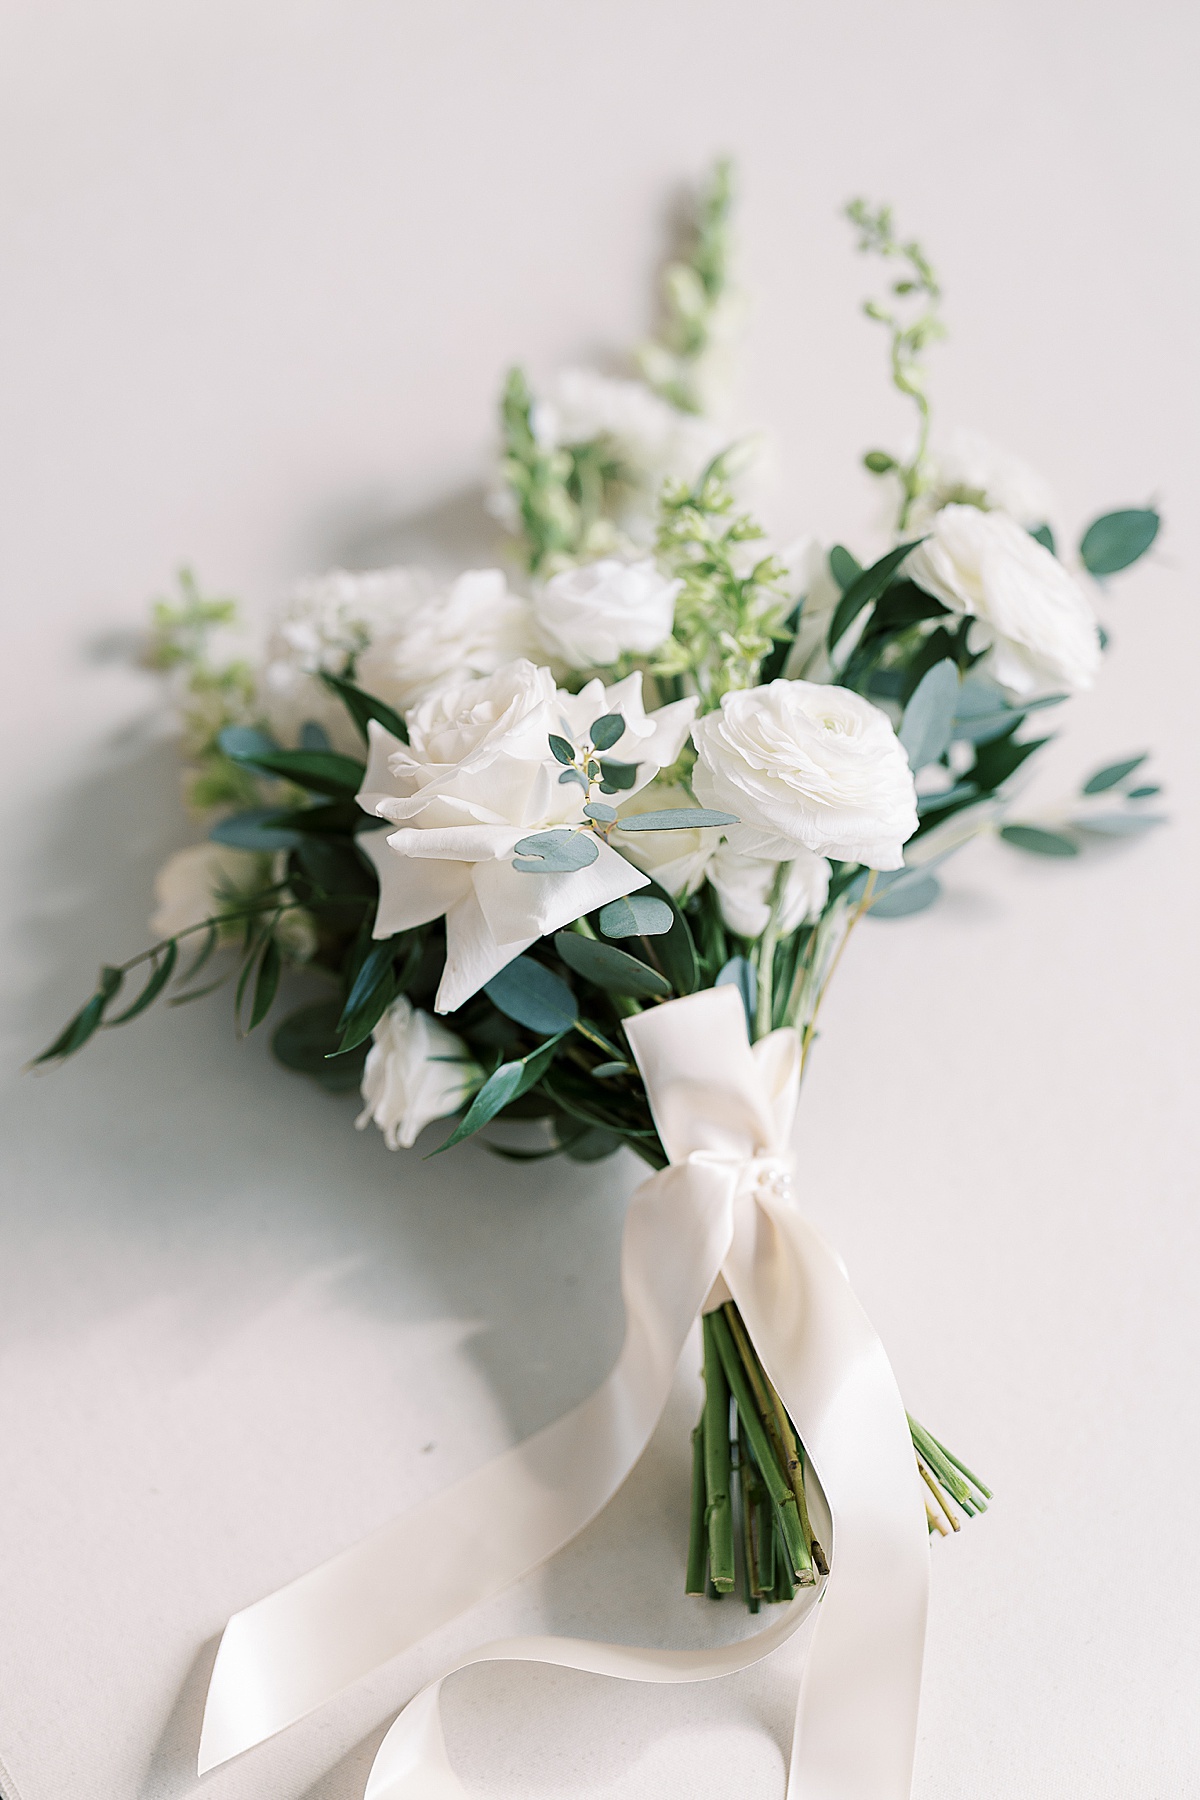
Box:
[754,864,788,1041]
[701,1313,736,1592]
[686,1420,708,1596]
[736,1417,760,1614]
[707,1310,812,1583]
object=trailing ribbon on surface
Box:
[199,986,929,1797]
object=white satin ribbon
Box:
[199,986,928,1797]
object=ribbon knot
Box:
[198,985,929,1800]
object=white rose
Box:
[356,995,479,1150]
[906,504,1101,696]
[609,781,721,899]
[533,558,681,668]
[692,679,919,871]
[357,661,698,1014]
[149,842,272,941]
[706,844,831,940]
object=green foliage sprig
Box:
[146,569,262,811]
[654,456,792,709]
[638,158,736,415]
[845,199,946,529]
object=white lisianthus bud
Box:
[906,505,1101,697]
[692,679,919,871]
[706,844,831,940]
[533,559,681,669]
[356,996,479,1151]
[149,843,272,941]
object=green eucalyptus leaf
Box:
[1082,754,1147,795]
[430,1033,565,1154]
[591,1060,631,1078]
[1071,812,1167,837]
[512,829,600,873]
[484,956,579,1034]
[217,724,280,761]
[866,872,942,918]
[715,955,756,1031]
[332,939,400,1053]
[548,733,576,765]
[616,809,737,832]
[999,824,1079,857]
[590,712,625,751]
[598,894,675,938]
[210,808,306,851]
[900,658,959,771]
[598,758,638,791]
[583,801,617,823]
[1127,784,1161,800]
[299,721,332,751]
[1029,523,1056,554]
[1079,508,1159,577]
[559,767,588,790]
[554,931,672,997]
[319,672,408,745]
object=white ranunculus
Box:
[357,661,698,1014]
[609,781,722,899]
[906,504,1101,696]
[692,679,919,871]
[706,844,831,940]
[533,558,681,669]
[919,429,1059,531]
[149,843,272,941]
[356,995,479,1151]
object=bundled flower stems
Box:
[38,160,1161,1737]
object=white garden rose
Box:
[261,566,538,754]
[906,504,1101,696]
[357,661,697,1014]
[357,569,538,714]
[706,844,831,940]
[356,995,479,1151]
[533,558,681,668]
[692,679,919,870]
[149,842,272,941]
[610,782,721,899]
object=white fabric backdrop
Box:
[1,3,1197,1797]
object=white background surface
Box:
[1,3,1197,1797]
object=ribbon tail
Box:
[198,1158,738,1773]
[727,1192,930,1800]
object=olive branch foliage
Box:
[36,173,1164,1179]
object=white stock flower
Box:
[919,429,1059,530]
[692,679,919,871]
[149,843,271,941]
[533,558,681,668]
[356,995,479,1151]
[261,566,537,753]
[356,661,697,1014]
[906,505,1101,697]
[610,781,721,899]
[779,536,843,683]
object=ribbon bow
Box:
[199,985,928,1797]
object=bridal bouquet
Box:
[38,167,1162,1796]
